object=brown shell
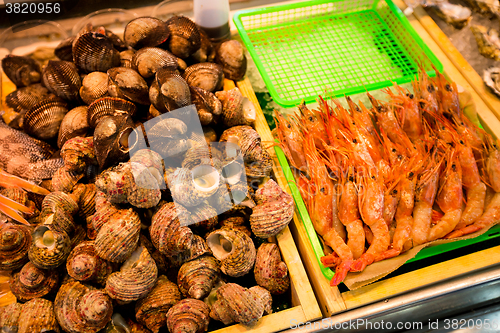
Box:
[254,243,290,294]
[73,29,121,73]
[219,125,262,162]
[216,88,256,127]
[249,286,272,315]
[178,255,220,300]
[18,298,60,333]
[220,217,252,238]
[28,225,71,270]
[181,144,222,171]
[132,47,179,79]
[135,275,181,333]
[5,83,51,115]
[80,72,109,105]
[88,202,120,240]
[209,283,264,326]
[57,106,90,148]
[0,302,22,333]
[250,179,294,238]
[206,229,256,278]
[105,245,158,303]
[0,224,31,271]
[61,136,97,174]
[168,167,220,207]
[39,191,78,235]
[51,168,84,194]
[9,262,59,302]
[166,299,210,333]
[42,60,82,102]
[165,16,202,59]
[151,68,192,113]
[124,17,170,49]
[24,95,68,141]
[169,235,211,268]
[150,202,194,257]
[120,50,135,68]
[183,63,224,93]
[245,149,273,179]
[55,280,113,333]
[87,97,137,128]
[72,183,97,219]
[190,202,219,232]
[191,29,215,63]
[108,67,149,105]
[66,241,112,285]
[94,208,141,263]
[190,87,223,126]
[1,55,41,87]
[215,40,247,81]
[55,36,75,61]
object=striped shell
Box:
[39,191,79,236]
[215,40,247,81]
[254,243,290,294]
[220,216,252,238]
[24,96,68,141]
[87,97,137,128]
[5,83,51,115]
[219,125,262,162]
[73,28,121,73]
[249,286,272,315]
[135,275,181,333]
[42,60,82,102]
[66,241,112,285]
[88,202,119,240]
[190,202,218,232]
[178,255,220,300]
[129,149,165,188]
[250,179,294,238]
[105,245,158,303]
[190,87,223,126]
[209,283,264,326]
[94,208,141,263]
[168,167,220,207]
[55,36,74,61]
[120,50,135,68]
[206,229,256,277]
[0,302,22,333]
[57,106,90,149]
[61,136,97,174]
[245,149,273,179]
[165,16,202,59]
[18,298,60,333]
[132,47,179,79]
[166,299,210,333]
[51,168,83,194]
[183,63,224,93]
[55,280,113,333]
[181,144,223,171]
[80,72,109,105]
[0,224,31,271]
[28,225,71,269]
[9,262,59,302]
[151,68,192,113]
[124,17,170,49]
[72,183,97,219]
[216,88,256,127]
[169,235,211,268]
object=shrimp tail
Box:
[320,253,341,268]
[374,249,401,262]
[350,253,375,272]
[445,225,481,239]
[330,260,353,286]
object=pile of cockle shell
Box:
[0,14,295,333]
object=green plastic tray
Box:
[233,0,443,107]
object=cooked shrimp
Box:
[274,111,307,171]
[415,69,439,115]
[385,86,423,141]
[434,70,460,119]
[295,102,329,150]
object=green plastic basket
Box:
[233,0,443,107]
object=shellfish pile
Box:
[0,14,294,333]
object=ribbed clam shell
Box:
[206,229,256,277]
[87,96,137,128]
[105,245,158,303]
[250,180,294,238]
[168,167,220,207]
[178,255,220,300]
[120,49,135,68]
[95,208,141,263]
[72,183,96,219]
[249,286,272,315]
[66,241,112,284]
[220,125,263,162]
[18,298,60,333]
[80,72,109,105]
[51,168,84,193]
[135,275,181,333]
[9,262,59,302]
[150,202,194,257]
[55,280,113,333]
[216,88,256,127]
[6,83,51,114]
[1,55,41,87]
[165,16,202,59]
[61,136,97,174]
[246,149,273,179]
[42,60,82,102]
[253,179,284,203]
[55,36,75,61]
[24,95,68,141]
[39,191,79,235]
[132,47,179,79]
[28,225,71,269]
[146,116,190,159]
[182,144,222,171]
[216,40,247,81]
[191,29,215,63]
[220,217,252,237]
[210,283,264,326]
[124,17,170,49]
[108,67,149,105]
[166,299,210,333]
[254,243,289,294]
[57,106,90,148]
[73,30,121,73]
[0,302,21,333]
[151,68,191,112]
[190,202,218,232]
[141,235,169,275]
[0,224,31,271]
[88,202,119,240]
[190,86,223,126]
[169,235,211,268]
[184,63,224,93]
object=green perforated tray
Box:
[233,0,443,107]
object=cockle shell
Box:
[219,125,262,162]
[190,87,223,126]
[129,149,164,187]
[80,72,109,105]
[66,241,112,285]
[9,262,59,302]
[51,167,84,193]
[124,17,170,49]
[57,106,90,148]
[0,302,21,333]
[254,243,289,294]
[0,224,31,271]
[206,228,256,277]
[61,136,97,174]
[169,235,211,268]
[168,167,220,207]
[150,202,194,257]
[151,68,192,113]
[191,29,215,63]
[178,255,220,300]
[215,40,247,81]
[209,283,264,326]
[135,275,181,333]
[108,67,149,105]
[42,60,82,102]
[433,2,472,29]
[132,47,179,79]
[87,97,137,128]
[105,245,158,303]
[28,225,71,269]
[24,95,68,141]
[39,191,79,235]
[249,286,272,315]
[166,299,210,333]
[55,36,74,61]
[216,88,256,128]
[72,183,97,219]
[94,208,141,263]
[73,26,121,73]
[55,280,113,333]
[1,55,41,87]
[18,298,60,333]
[250,179,294,238]
[5,83,51,115]
[183,63,224,93]
[165,16,202,59]
[141,235,169,275]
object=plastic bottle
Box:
[193,0,230,41]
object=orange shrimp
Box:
[295,102,329,150]
[385,86,423,141]
[274,111,307,172]
[434,70,461,119]
[348,97,376,137]
[415,69,439,115]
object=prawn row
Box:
[275,70,500,286]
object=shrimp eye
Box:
[287,124,291,129]
[427,85,435,93]
[409,94,414,99]
[371,176,376,179]
[353,139,357,143]
[392,189,398,195]
[409,172,414,177]
[398,154,403,159]
[308,116,313,121]
[445,84,452,92]
[349,176,354,182]
[320,187,325,193]
[392,148,397,153]
[377,106,383,111]
[460,140,464,144]
[419,102,425,108]
[356,106,361,112]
